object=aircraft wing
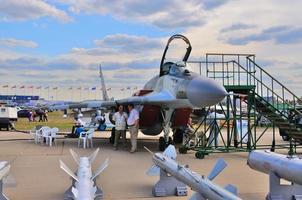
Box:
[116,90,178,107]
[49,100,116,110]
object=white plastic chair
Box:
[78,128,94,149]
[41,127,51,145]
[45,127,59,147]
[36,126,50,144]
[87,128,94,148]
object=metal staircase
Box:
[205,54,302,141]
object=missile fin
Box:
[163,145,177,160]
[3,174,16,188]
[189,192,205,200]
[69,149,80,164]
[89,148,100,163]
[71,187,78,198]
[92,158,109,180]
[92,186,97,197]
[146,165,160,176]
[224,184,238,196]
[207,158,227,180]
[0,163,10,180]
[59,160,78,182]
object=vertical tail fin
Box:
[92,158,109,180]
[99,64,109,101]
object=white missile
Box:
[0,162,10,200]
[147,145,241,200]
[248,150,302,185]
[60,148,109,200]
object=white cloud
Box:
[56,0,212,29]
[0,0,72,22]
[0,38,38,48]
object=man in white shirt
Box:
[112,105,128,150]
[127,104,139,153]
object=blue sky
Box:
[0,0,302,100]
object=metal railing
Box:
[189,53,302,123]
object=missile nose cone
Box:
[186,77,227,107]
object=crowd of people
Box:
[28,109,48,122]
[71,103,140,153]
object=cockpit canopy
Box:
[161,61,191,77]
[159,34,192,77]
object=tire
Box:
[195,151,205,159]
[282,135,289,141]
[173,129,183,144]
[179,146,187,154]
[159,137,166,151]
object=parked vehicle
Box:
[0,107,18,130]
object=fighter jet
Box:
[49,34,227,150]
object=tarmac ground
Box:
[0,129,293,200]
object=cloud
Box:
[94,34,163,53]
[57,0,207,29]
[0,38,38,48]
[221,23,256,33]
[0,57,81,71]
[225,26,302,45]
[202,0,230,10]
[101,59,158,71]
[0,0,72,22]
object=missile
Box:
[146,145,241,200]
[0,162,10,200]
[248,150,302,185]
[60,148,109,200]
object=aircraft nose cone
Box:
[186,77,227,107]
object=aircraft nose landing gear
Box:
[159,136,173,151]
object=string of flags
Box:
[0,84,140,91]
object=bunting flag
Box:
[126,86,131,90]
[36,86,41,89]
[84,87,89,90]
[20,85,25,89]
[77,87,82,90]
[121,88,125,91]
[28,86,34,89]
[91,87,96,90]
[68,87,73,90]
[133,86,138,90]
[107,87,111,91]
[2,85,8,88]
[11,85,17,89]
[53,87,58,90]
[45,86,49,89]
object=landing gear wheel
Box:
[159,137,166,151]
[179,146,187,154]
[173,129,183,144]
[168,136,173,145]
[282,135,289,141]
[195,151,205,159]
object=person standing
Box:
[112,105,128,150]
[127,104,139,153]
